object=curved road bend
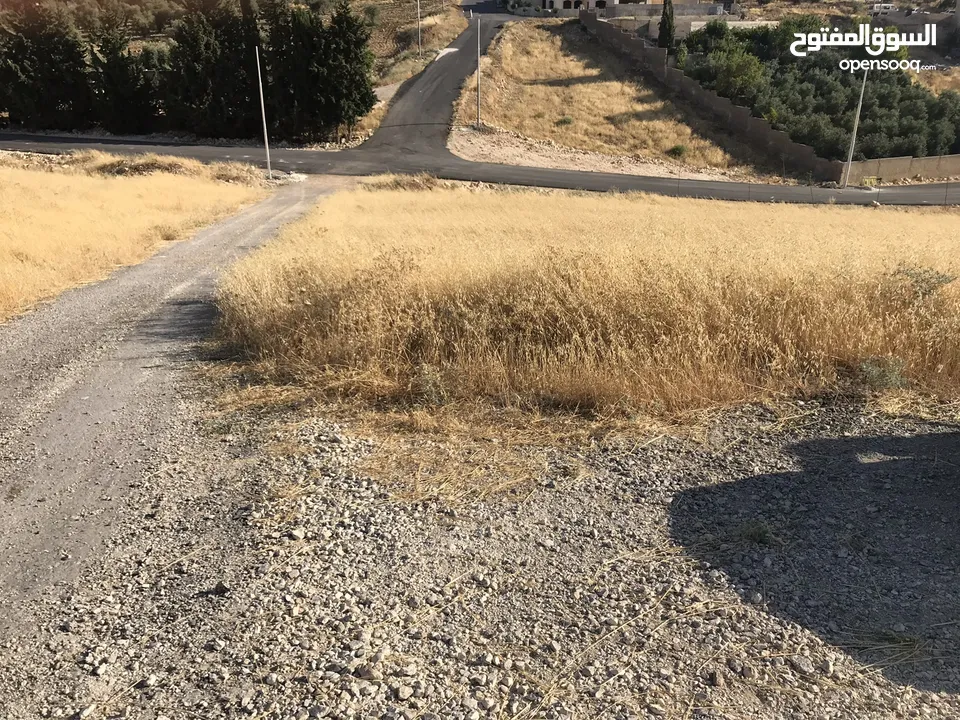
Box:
[0,1,957,206]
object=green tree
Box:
[263,0,335,141]
[208,8,262,137]
[165,3,260,138]
[165,10,220,134]
[658,0,675,50]
[90,7,160,134]
[707,46,768,105]
[326,0,376,137]
[0,3,93,130]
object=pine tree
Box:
[0,3,93,130]
[166,11,220,134]
[208,7,262,137]
[326,0,376,138]
[166,1,261,138]
[90,7,159,134]
[658,0,675,51]
[263,0,336,141]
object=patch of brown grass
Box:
[369,2,467,85]
[455,20,766,172]
[355,99,391,138]
[914,66,960,96]
[0,152,262,321]
[217,186,960,418]
[742,0,866,21]
[0,149,266,185]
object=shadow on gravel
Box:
[670,430,960,694]
[130,298,219,353]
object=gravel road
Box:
[0,176,347,640]
[1,363,957,720]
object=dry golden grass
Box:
[914,66,960,96]
[0,148,267,185]
[217,185,960,417]
[744,0,863,21]
[370,3,467,86]
[0,151,262,321]
[355,100,391,137]
[455,20,769,171]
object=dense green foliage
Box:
[679,17,960,160]
[657,0,674,51]
[0,4,94,130]
[90,12,166,133]
[0,0,377,142]
[63,0,186,36]
[263,0,376,141]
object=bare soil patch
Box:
[453,20,778,178]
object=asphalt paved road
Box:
[0,2,957,206]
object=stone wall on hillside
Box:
[580,10,960,184]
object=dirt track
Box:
[0,177,348,638]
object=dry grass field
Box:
[217,179,960,418]
[364,0,466,85]
[454,20,770,172]
[915,66,960,96]
[743,0,864,20]
[0,151,262,322]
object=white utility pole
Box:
[417,0,422,58]
[255,46,272,180]
[842,67,868,189]
[476,16,481,127]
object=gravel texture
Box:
[0,175,348,710]
[447,126,791,184]
[1,386,957,720]
[0,164,957,720]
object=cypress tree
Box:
[0,3,93,130]
[327,0,376,138]
[208,7,262,137]
[90,8,159,134]
[0,12,9,126]
[166,10,220,135]
[658,0,675,51]
[167,1,261,138]
[264,0,335,141]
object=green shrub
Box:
[666,144,687,158]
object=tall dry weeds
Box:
[217,186,960,416]
[0,149,266,185]
[0,154,261,320]
[454,20,763,172]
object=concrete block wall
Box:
[604,3,725,17]
[845,154,960,184]
[580,10,960,183]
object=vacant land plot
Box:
[744,0,866,20]
[365,0,466,85]
[452,20,771,176]
[218,180,960,417]
[195,182,960,720]
[0,151,262,321]
[916,66,960,96]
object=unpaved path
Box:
[0,177,348,637]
